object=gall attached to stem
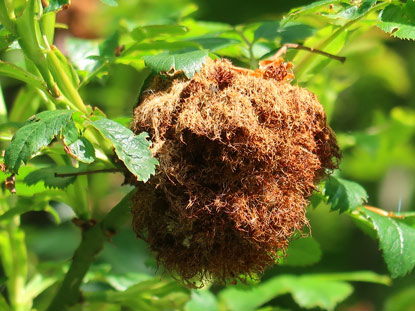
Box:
[131,58,340,285]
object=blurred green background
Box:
[1,0,413,310]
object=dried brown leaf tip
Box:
[131,58,340,286]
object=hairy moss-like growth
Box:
[131,58,340,285]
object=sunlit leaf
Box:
[324,176,368,213]
[364,208,415,278]
[90,118,158,182]
[324,0,377,20]
[143,50,209,78]
[4,110,75,173]
[286,0,339,19]
[377,2,415,40]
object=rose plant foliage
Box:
[0,0,414,310]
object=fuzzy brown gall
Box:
[131,58,340,286]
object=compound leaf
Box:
[90,118,158,182]
[324,176,368,213]
[4,110,75,173]
[142,50,209,78]
[377,2,415,40]
[364,208,415,278]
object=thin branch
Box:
[54,168,121,178]
[363,205,405,219]
[274,43,346,63]
[294,1,388,80]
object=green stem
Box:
[15,0,57,97]
[234,27,257,69]
[8,221,29,311]
[0,0,16,32]
[294,2,388,80]
[46,48,88,113]
[0,82,7,123]
[0,217,29,311]
[47,190,135,311]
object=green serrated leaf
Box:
[62,121,79,145]
[364,208,415,278]
[90,118,158,182]
[325,0,377,20]
[24,165,80,189]
[324,176,368,213]
[99,31,120,59]
[100,0,118,7]
[131,25,188,43]
[286,0,339,19]
[254,21,316,43]
[280,237,322,266]
[143,50,209,78]
[43,0,70,13]
[66,137,95,164]
[377,2,415,40]
[4,110,75,173]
